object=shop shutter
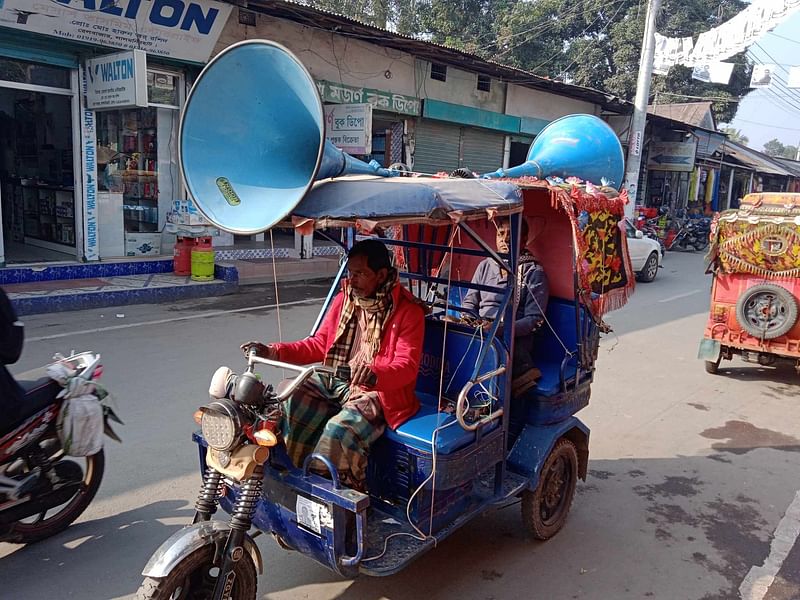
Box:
[460,128,505,175]
[413,120,460,175]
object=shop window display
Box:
[96,104,179,257]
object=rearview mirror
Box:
[635,230,643,239]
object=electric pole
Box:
[623,0,662,219]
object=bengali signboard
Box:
[316,80,421,116]
[324,103,372,155]
[647,141,697,172]
[86,50,148,110]
[0,0,232,63]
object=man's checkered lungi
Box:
[281,373,385,488]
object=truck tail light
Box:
[712,304,728,323]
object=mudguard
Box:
[697,338,721,361]
[141,520,263,578]
[507,417,590,487]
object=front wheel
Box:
[137,545,257,600]
[637,252,659,283]
[521,438,578,540]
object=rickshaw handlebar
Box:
[247,356,335,401]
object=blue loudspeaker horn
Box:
[180,40,394,235]
[482,114,624,189]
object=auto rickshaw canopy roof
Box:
[286,176,522,230]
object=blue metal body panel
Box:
[507,418,589,485]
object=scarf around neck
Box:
[324,267,399,369]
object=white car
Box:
[622,218,663,282]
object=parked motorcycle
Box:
[665,218,710,252]
[0,352,120,544]
[636,216,666,254]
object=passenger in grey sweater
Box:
[461,218,549,396]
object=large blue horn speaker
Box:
[180,40,394,234]
[482,114,624,188]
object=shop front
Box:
[413,99,518,176]
[0,56,80,265]
[0,0,232,268]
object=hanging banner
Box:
[647,141,697,172]
[750,64,775,88]
[787,66,800,89]
[0,0,232,63]
[691,62,735,85]
[655,0,800,66]
[653,33,694,74]
[86,50,148,110]
[324,103,373,155]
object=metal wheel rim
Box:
[645,255,658,279]
[172,562,222,600]
[540,455,572,525]
[744,292,789,333]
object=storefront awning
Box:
[721,142,791,176]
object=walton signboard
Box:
[0,0,232,63]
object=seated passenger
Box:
[241,240,425,491]
[461,218,549,397]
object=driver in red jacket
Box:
[242,240,425,490]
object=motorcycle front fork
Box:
[192,465,264,600]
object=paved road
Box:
[1,252,798,600]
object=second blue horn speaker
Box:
[180,40,393,235]
[482,114,624,188]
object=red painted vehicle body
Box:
[700,193,800,374]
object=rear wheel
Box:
[521,438,578,540]
[3,442,105,544]
[136,545,257,600]
[705,358,721,374]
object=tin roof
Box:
[723,142,792,176]
[647,102,716,129]
[240,0,630,113]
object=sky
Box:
[725,9,800,153]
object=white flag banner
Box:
[657,0,800,66]
[788,66,800,89]
[750,64,775,88]
[653,33,695,74]
[692,62,735,84]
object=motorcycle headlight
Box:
[200,400,240,451]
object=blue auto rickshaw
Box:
[137,40,635,599]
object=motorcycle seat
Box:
[14,366,61,424]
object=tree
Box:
[763,139,800,159]
[719,126,749,145]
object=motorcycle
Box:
[0,352,120,544]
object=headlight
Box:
[200,400,240,450]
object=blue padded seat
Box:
[384,320,507,454]
[530,298,585,397]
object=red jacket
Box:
[273,283,425,429]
